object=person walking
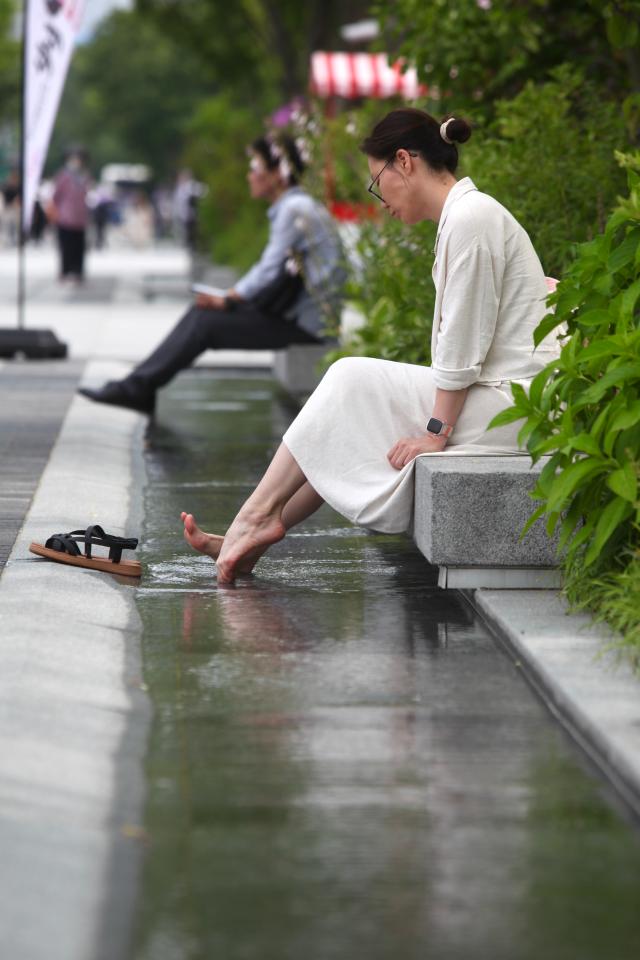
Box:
[78,135,345,415]
[49,148,90,283]
[180,108,562,583]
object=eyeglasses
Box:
[367,152,418,202]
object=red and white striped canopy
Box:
[310,51,425,100]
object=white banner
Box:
[22,0,85,232]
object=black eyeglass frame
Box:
[367,151,418,202]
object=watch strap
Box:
[426,417,454,439]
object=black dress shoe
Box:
[78,381,156,415]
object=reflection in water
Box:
[133,371,640,960]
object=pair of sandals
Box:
[29,524,141,578]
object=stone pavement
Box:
[0,242,266,367]
[0,360,81,572]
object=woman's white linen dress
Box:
[283,178,561,533]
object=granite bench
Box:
[273,304,365,400]
[413,455,561,589]
[272,343,329,399]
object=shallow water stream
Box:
[132,370,640,960]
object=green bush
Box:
[463,66,628,278]
[327,218,437,366]
[184,94,268,272]
[490,152,640,649]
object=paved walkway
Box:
[0,361,81,572]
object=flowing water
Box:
[132,370,640,960]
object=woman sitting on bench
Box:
[182,107,561,582]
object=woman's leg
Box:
[58,226,70,277]
[182,480,324,572]
[281,481,324,528]
[182,443,314,582]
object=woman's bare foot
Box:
[181,511,223,559]
[181,512,265,576]
[216,508,285,584]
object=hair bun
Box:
[440,116,472,145]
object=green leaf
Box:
[510,381,529,406]
[529,433,568,456]
[555,286,585,316]
[533,312,566,348]
[609,400,640,433]
[590,404,612,443]
[546,510,560,536]
[520,502,546,539]
[568,433,602,457]
[557,504,582,552]
[580,362,640,404]
[606,462,638,502]
[487,406,527,430]
[577,338,626,363]
[608,225,640,272]
[583,498,633,568]
[531,454,561,499]
[546,458,609,513]
[574,308,612,328]
[517,415,545,449]
[528,366,552,409]
[565,519,595,560]
[620,276,640,319]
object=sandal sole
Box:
[29,542,142,578]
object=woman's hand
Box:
[387,433,448,470]
[195,293,226,309]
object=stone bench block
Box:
[414,455,561,588]
[273,344,330,398]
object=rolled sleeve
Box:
[432,240,503,390]
[235,203,299,300]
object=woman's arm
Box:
[387,386,468,470]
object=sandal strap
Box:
[44,533,82,556]
[47,526,139,563]
[84,524,138,563]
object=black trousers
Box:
[57,226,86,278]
[125,304,321,395]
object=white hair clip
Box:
[295,136,310,165]
[440,119,454,144]
[279,156,292,182]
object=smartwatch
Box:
[426,417,454,439]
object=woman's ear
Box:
[395,148,415,174]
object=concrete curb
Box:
[469,589,640,816]
[0,360,150,960]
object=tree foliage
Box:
[50,9,211,179]
[183,93,269,271]
[0,0,20,149]
[376,0,640,124]
[462,65,628,277]
[135,0,371,105]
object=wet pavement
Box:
[133,371,640,960]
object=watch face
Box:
[427,417,443,434]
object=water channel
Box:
[132,370,640,960]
